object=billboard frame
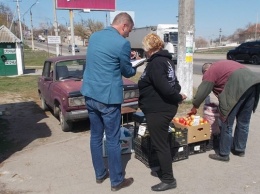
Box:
[55,0,116,11]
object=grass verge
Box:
[0,75,39,100]
[24,48,55,68]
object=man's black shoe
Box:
[96,172,109,184]
[209,153,230,162]
[151,181,177,191]
[111,178,134,192]
[231,149,245,157]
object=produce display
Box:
[172,115,208,126]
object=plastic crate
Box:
[134,136,159,168]
[133,112,146,124]
[134,136,189,168]
[188,140,207,155]
[171,145,189,162]
[169,126,188,147]
[132,112,147,138]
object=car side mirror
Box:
[44,77,52,81]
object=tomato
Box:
[173,117,179,122]
[179,118,185,124]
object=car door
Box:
[235,43,247,60]
[40,61,54,107]
[236,42,251,61]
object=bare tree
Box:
[0,2,13,28]
[86,19,104,34]
[74,19,104,45]
[195,36,208,48]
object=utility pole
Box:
[30,9,34,50]
[219,28,222,45]
[177,0,195,100]
[53,0,60,56]
[69,10,76,55]
[16,0,23,42]
[29,1,39,51]
[255,13,258,40]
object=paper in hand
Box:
[131,58,146,68]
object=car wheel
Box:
[58,105,72,132]
[227,54,235,60]
[53,104,59,117]
[251,55,260,65]
[40,95,49,111]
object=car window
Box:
[252,42,260,48]
[42,61,53,78]
[240,43,248,48]
[56,59,85,80]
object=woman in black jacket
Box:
[138,33,187,192]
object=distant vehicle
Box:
[227,41,260,65]
[68,45,80,52]
[38,55,139,132]
[37,35,46,42]
[126,24,178,63]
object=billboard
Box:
[56,0,116,11]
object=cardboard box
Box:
[172,121,211,144]
[102,127,133,157]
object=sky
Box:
[2,0,260,41]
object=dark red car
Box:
[38,55,139,132]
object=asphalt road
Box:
[30,40,260,76]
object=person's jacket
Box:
[193,60,260,121]
[138,50,183,114]
[81,27,136,104]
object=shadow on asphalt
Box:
[0,101,51,163]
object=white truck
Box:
[127,24,178,63]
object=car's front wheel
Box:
[227,54,235,61]
[40,95,49,111]
[251,55,260,65]
[58,105,72,132]
[53,103,59,118]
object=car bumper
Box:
[64,101,138,121]
[65,109,89,121]
[122,101,138,110]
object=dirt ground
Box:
[0,93,89,193]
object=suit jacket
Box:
[81,27,136,104]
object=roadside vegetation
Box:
[24,45,55,68]
[194,46,235,54]
[0,75,39,100]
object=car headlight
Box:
[68,96,85,107]
[124,90,139,100]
